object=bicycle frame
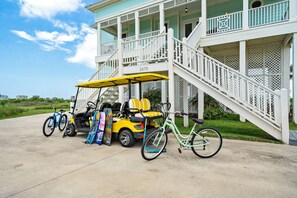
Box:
[160,117,210,149]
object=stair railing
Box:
[75,50,119,113]
[172,37,282,127]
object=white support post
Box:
[239,40,246,122]
[274,90,281,126]
[201,0,207,37]
[293,33,297,123]
[97,22,101,56]
[183,80,189,127]
[161,81,167,103]
[168,28,175,123]
[280,89,289,144]
[198,47,204,119]
[135,11,140,40]
[281,44,291,105]
[117,17,124,103]
[198,89,204,119]
[134,11,140,98]
[289,0,296,21]
[242,0,249,30]
[159,3,165,32]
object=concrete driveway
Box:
[0,114,297,198]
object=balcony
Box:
[206,0,289,36]
[100,30,160,56]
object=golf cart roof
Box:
[76,73,169,88]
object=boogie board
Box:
[85,111,100,144]
[103,108,113,146]
[95,111,105,145]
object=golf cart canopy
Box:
[76,73,169,88]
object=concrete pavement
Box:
[0,114,297,198]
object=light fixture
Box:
[185,6,188,13]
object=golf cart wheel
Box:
[65,123,77,137]
[119,130,135,147]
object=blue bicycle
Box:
[43,107,68,137]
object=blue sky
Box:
[0,0,102,99]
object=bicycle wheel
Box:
[58,114,68,131]
[141,129,168,161]
[191,127,222,158]
[43,116,55,137]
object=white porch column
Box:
[117,17,124,103]
[97,22,101,56]
[239,40,246,122]
[198,48,204,119]
[183,80,189,127]
[201,0,207,37]
[160,3,167,103]
[242,0,249,30]
[159,3,165,32]
[161,81,167,103]
[134,11,140,99]
[289,0,296,21]
[281,43,291,103]
[168,28,175,123]
[281,89,289,144]
[293,33,297,123]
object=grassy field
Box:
[0,98,70,120]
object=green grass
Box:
[0,99,69,120]
[175,117,281,144]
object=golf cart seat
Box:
[111,102,122,115]
[119,101,129,118]
[99,102,112,111]
[128,98,162,121]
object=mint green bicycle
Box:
[141,103,222,161]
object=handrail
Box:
[75,50,119,113]
[172,37,280,125]
[186,19,203,48]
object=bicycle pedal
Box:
[178,148,182,153]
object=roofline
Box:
[86,0,122,13]
[88,0,165,23]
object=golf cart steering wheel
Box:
[87,101,96,109]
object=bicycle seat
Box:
[60,110,66,113]
[192,118,204,125]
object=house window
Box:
[251,0,263,8]
[185,23,193,38]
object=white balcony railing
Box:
[122,32,167,64]
[101,41,118,56]
[207,11,243,35]
[100,30,161,56]
[249,0,289,27]
[206,1,290,35]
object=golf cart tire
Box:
[66,123,77,137]
[119,130,135,147]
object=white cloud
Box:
[11,30,35,41]
[66,25,96,69]
[19,0,83,19]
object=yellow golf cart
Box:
[65,73,169,147]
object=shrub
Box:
[0,106,26,118]
[143,88,161,107]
